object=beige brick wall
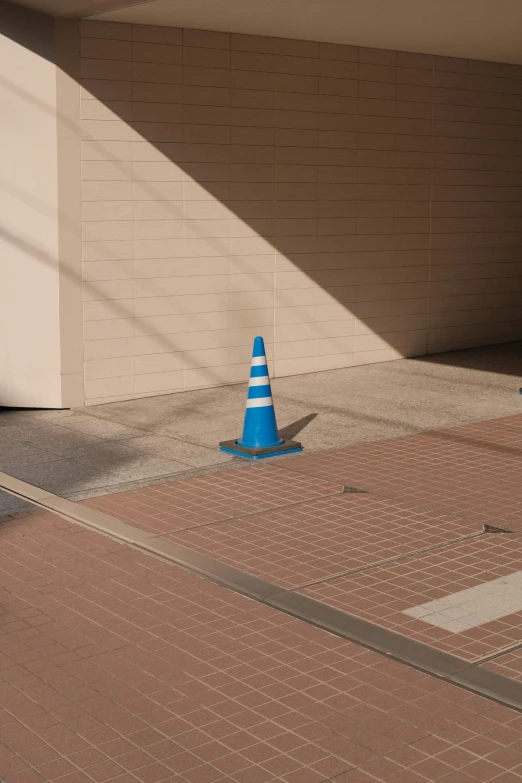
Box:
[80,20,522,404]
[1,3,64,407]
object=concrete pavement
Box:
[0,343,521,516]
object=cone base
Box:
[219,438,303,460]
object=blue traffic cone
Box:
[219,336,303,459]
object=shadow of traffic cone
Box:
[219,336,303,460]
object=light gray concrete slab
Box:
[0,342,521,498]
[0,422,61,440]
[70,440,167,467]
[51,414,145,440]
[404,570,522,632]
[0,487,36,517]
[3,460,103,495]
[85,342,522,452]
[0,440,49,466]
[20,428,105,455]
[72,456,191,483]
[119,434,233,467]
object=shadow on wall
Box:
[2,8,522,407]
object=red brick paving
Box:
[282,414,522,532]
[81,416,522,545]
[83,466,341,536]
[1,509,522,783]
[3,413,522,780]
[163,494,480,589]
[74,413,522,667]
[300,534,522,661]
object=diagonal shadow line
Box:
[277,389,522,459]
[412,345,522,378]
[0,74,247,397]
[0,222,230,383]
[278,412,318,440]
[4,61,522,396]
[3,27,522,433]
[420,427,522,460]
[5,8,522,392]
[365,353,522,388]
[0,68,431,367]
[1,72,350,398]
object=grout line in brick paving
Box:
[0,678,307,783]
[1,470,522,714]
[273,459,522,536]
[69,454,343,504]
[153,487,345,535]
[289,529,488,591]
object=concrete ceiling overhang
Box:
[4,0,148,16]
[7,0,522,65]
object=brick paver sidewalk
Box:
[1,507,522,783]
[1,413,522,781]
[84,413,522,668]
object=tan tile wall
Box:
[80,21,522,404]
[1,4,63,407]
[430,58,522,354]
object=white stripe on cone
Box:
[251,356,267,366]
[246,396,273,408]
[248,376,270,386]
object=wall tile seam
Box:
[78,29,520,388]
[77,105,518,123]
[77,124,522,144]
[75,72,522,90]
[78,109,522,131]
[79,27,522,82]
[77,82,522,113]
[79,73,522,101]
[78,58,522,93]
[426,53,435,352]
[79,72,90,403]
[79,34,358,63]
[78,156,522,169]
[78,65,522,94]
[80,23,522,67]
[78,96,522,118]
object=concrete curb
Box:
[1,470,521,713]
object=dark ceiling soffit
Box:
[3,0,152,20]
[1,0,56,60]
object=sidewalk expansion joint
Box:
[291,529,487,591]
[155,487,345,535]
[1,470,521,714]
[474,640,522,665]
[65,460,248,501]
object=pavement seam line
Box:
[151,487,345,535]
[66,459,248,500]
[1,471,521,713]
[291,529,487,591]
[64,405,236,456]
[474,639,522,665]
[271,462,522,534]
